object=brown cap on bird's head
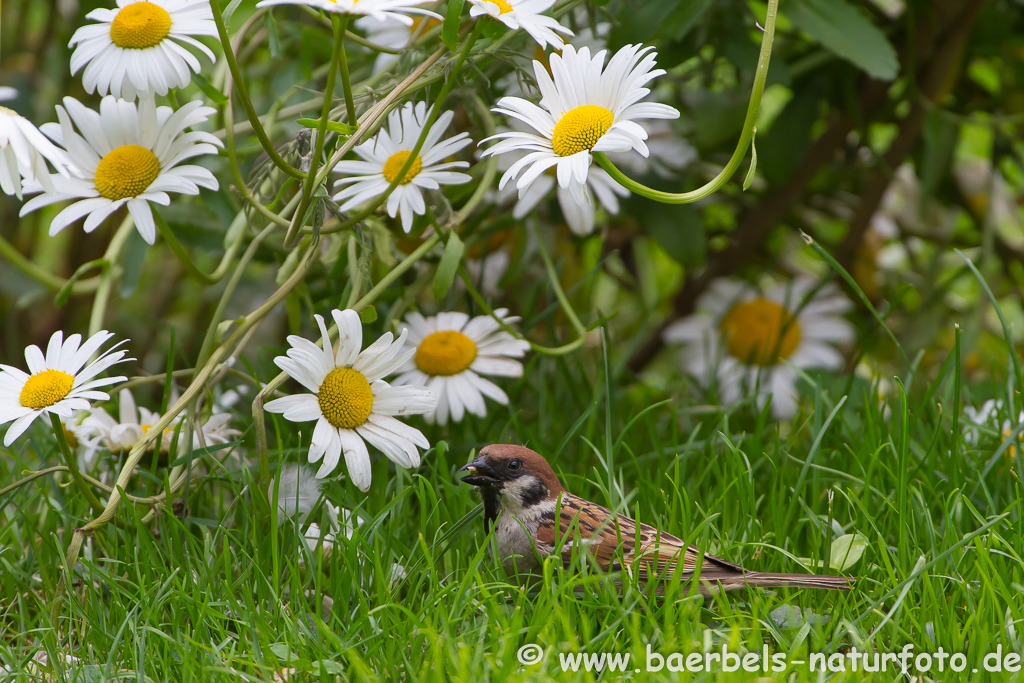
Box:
[458,444,565,495]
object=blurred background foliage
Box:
[2,0,1024,403]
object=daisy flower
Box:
[265,309,436,488]
[481,44,679,205]
[79,387,239,456]
[256,0,440,25]
[391,310,530,424]
[0,330,130,447]
[69,0,218,100]
[468,0,572,50]
[0,91,74,199]
[19,96,222,245]
[333,102,472,233]
[495,140,627,235]
[78,387,168,454]
[663,278,854,420]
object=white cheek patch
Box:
[499,475,543,514]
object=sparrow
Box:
[459,444,853,595]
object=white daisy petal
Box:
[331,102,471,233]
[0,330,130,447]
[664,277,854,422]
[20,95,220,244]
[69,0,217,98]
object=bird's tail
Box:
[740,572,854,591]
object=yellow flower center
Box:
[492,0,514,13]
[415,331,477,376]
[19,369,74,409]
[382,150,423,185]
[94,145,161,200]
[109,2,173,50]
[719,298,801,366]
[551,105,614,157]
[317,367,374,429]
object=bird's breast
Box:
[494,502,554,575]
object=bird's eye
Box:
[507,459,521,472]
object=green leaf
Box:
[442,0,465,52]
[265,12,283,59]
[222,0,244,25]
[743,131,758,191]
[313,660,345,675]
[360,305,377,324]
[192,73,228,106]
[830,533,869,571]
[661,0,714,41]
[785,0,899,80]
[119,228,149,298]
[295,118,357,135]
[433,233,464,300]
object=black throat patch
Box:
[480,487,500,533]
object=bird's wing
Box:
[535,493,747,582]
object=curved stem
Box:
[208,0,303,179]
[154,212,237,285]
[0,232,100,294]
[594,0,778,204]
[310,22,483,236]
[284,14,348,246]
[458,265,587,356]
[49,413,105,514]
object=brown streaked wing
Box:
[535,493,747,581]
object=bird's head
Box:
[459,444,564,527]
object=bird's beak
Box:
[458,458,500,486]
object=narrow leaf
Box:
[295,118,357,135]
[743,129,758,191]
[433,233,465,300]
[442,0,465,52]
[786,0,899,80]
[192,73,229,106]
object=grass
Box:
[1,322,1023,682]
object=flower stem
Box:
[594,0,778,204]
[208,0,303,179]
[284,14,348,246]
[49,413,105,514]
[88,213,135,337]
[337,17,358,126]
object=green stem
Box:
[194,222,280,374]
[155,212,231,285]
[534,227,586,335]
[88,214,134,337]
[0,232,100,293]
[344,234,364,308]
[458,265,586,356]
[208,0,303,179]
[593,0,778,203]
[284,14,348,246]
[310,22,483,236]
[50,413,105,514]
[337,19,358,125]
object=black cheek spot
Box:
[519,479,548,508]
